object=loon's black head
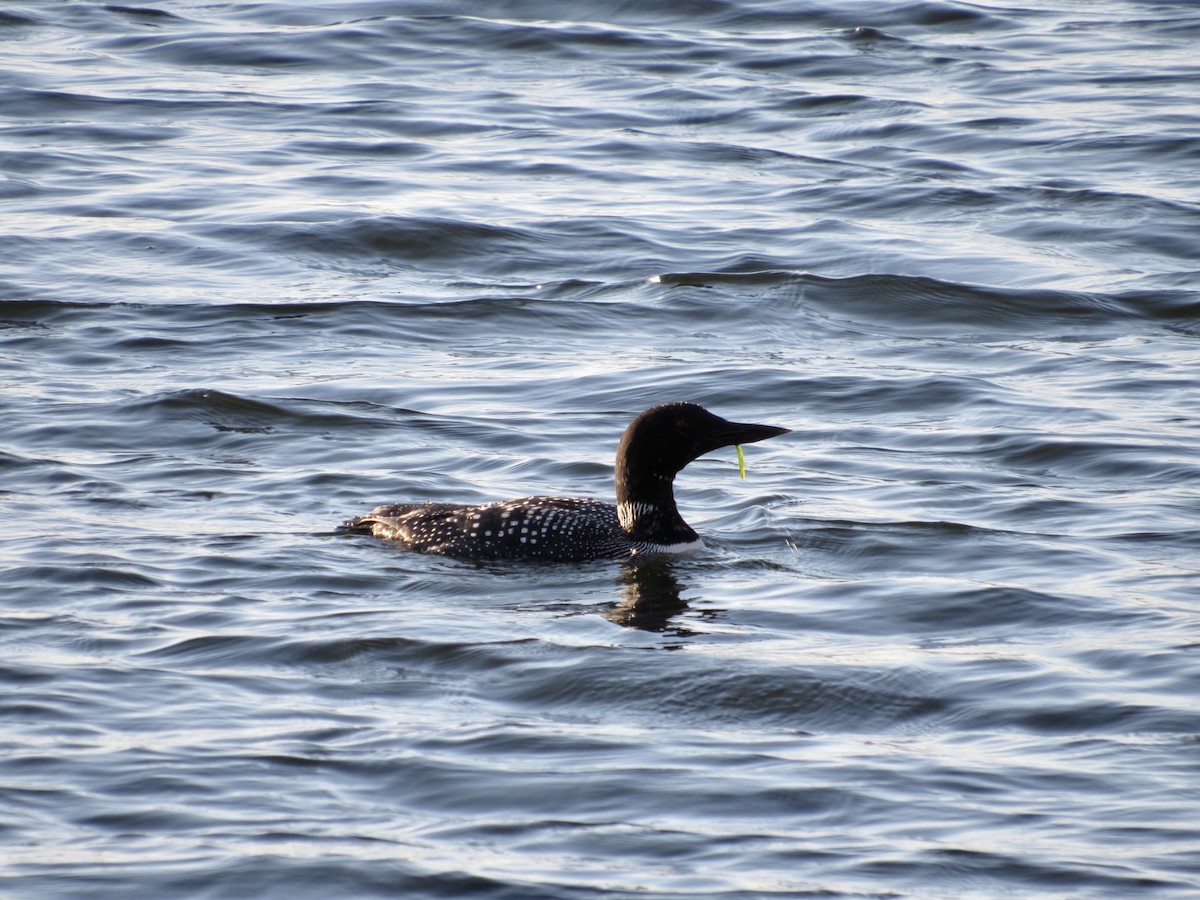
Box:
[615,402,789,508]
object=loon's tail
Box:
[335,515,377,535]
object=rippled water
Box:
[3,1,1200,897]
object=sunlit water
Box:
[2,1,1199,897]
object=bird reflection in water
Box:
[606,560,696,633]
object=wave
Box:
[653,270,1200,333]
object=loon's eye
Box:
[676,418,690,433]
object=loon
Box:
[339,402,789,562]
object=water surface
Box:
[2,1,1199,897]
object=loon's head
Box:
[616,402,789,488]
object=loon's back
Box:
[343,497,633,562]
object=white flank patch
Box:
[633,537,705,556]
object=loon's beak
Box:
[716,419,790,448]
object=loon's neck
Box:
[614,468,698,546]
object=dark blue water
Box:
[3,1,1199,897]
